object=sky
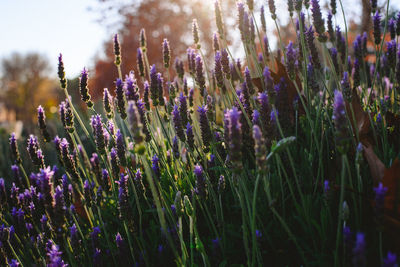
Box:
[0,0,108,78]
[1,0,399,79]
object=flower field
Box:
[1,0,400,266]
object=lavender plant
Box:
[1,1,400,266]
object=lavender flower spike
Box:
[333,90,349,153]
[373,11,381,45]
[79,67,93,107]
[127,101,144,144]
[9,132,21,164]
[311,0,327,41]
[352,232,366,267]
[195,55,206,97]
[115,78,127,119]
[198,105,212,149]
[285,41,298,79]
[38,105,51,142]
[172,105,186,142]
[58,53,67,89]
[194,164,207,198]
[224,107,242,171]
[162,38,170,68]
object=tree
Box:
[91,0,237,97]
[0,52,59,130]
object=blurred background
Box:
[0,0,399,174]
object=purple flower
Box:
[175,58,184,79]
[9,259,20,267]
[194,164,207,198]
[103,88,113,118]
[37,105,51,142]
[162,38,170,68]
[187,48,196,74]
[311,0,326,41]
[373,11,381,45]
[9,132,21,164]
[260,5,266,32]
[172,136,180,158]
[195,55,206,97]
[352,58,360,87]
[110,147,120,180]
[252,109,260,125]
[386,40,397,70]
[305,26,321,69]
[244,67,254,95]
[112,37,121,70]
[69,224,80,250]
[383,252,398,267]
[136,100,151,142]
[90,226,101,248]
[341,72,351,102]
[150,64,159,106]
[118,174,130,220]
[352,232,366,267]
[255,229,262,240]
[220,49,231,80]
[218,175,225,193]
[253,125,267,172]
[58,53,67,89]
[79,67,93,107]
[178,92,188,126]
[224,107,242,169]
[332,90,348,152]
[374,182,388,220]
[157,73,165,106]
[172,105,186,142]
[329,47,339,73]
[215,51,224,89]
[52,185,65,229]
[152,155,161,179]
[327,12,335,42]
[353,34,363,60]
[323,180,330,196]
[143,81,150,110]
[115,232,126,256]
[263,67,275,99]
[189,88,194,107]
[186,122,195,150]
[91,115,106,154]
[116,130,127,166]
[115,78,127,119]
[124,71,139,102]
[128,101,144,144]
[102,169,110,191]
[198,105,212,149]
[285,41,298,79]
[389,19,396,40]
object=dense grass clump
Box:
[1,0,400,266]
